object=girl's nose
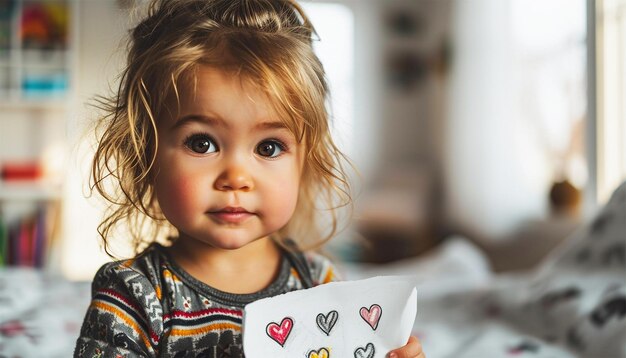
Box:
[214,165,254,192]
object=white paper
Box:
[242,276,417,358]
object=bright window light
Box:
[300,2,355,155]
[598,0,626,203]
[511,0,588,188]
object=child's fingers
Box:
[387,335,424,358]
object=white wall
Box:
[59,1,132,280]
[445,0,546,240]
[444,0,586,241]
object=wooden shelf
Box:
[0,181,62,201]
[0,98,69,111]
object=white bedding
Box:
[1,182,624,357]
[0,268,91,357]
[343,181,626,358]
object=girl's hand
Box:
[387,336,425,358]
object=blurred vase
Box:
[549,179,581,216]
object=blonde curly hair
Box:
[91,0,352,256]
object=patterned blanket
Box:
[421,181,626,358]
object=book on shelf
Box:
[0,219,6,266]
[0,204,58,268]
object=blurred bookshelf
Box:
[0,0,76,269]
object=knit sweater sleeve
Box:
[74,260,165,358]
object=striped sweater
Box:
[74,243,337,357]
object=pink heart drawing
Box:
[359,304,382,330]
[266,317,294,347]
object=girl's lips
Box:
[208,208,254,224]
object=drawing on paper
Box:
[316,310,339,336]
[354,342,375,358]
[307,347,330,358]
[359,304,382,331]
[265,317,294,347]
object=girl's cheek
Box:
[156,171,205,218]
[269,176,300,218]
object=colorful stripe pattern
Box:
[164,308,243,336]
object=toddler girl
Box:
[75,0,424,357]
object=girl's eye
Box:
[256,140,285,158]
[185,134,218,154]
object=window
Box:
[596,0,626,203]
[511,0,588,190]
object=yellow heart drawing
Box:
[308,348,330,358]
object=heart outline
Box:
[316,310,339,336]
[308,347,330,358]
[266,317,294,347]
[354,342,375,358]
[359,304,382,331]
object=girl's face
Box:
[153,66,304,250]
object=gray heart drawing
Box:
[354,343,375,358]
[316,310,339,336]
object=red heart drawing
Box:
[360,304,382,330]
[265,317,294,347]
